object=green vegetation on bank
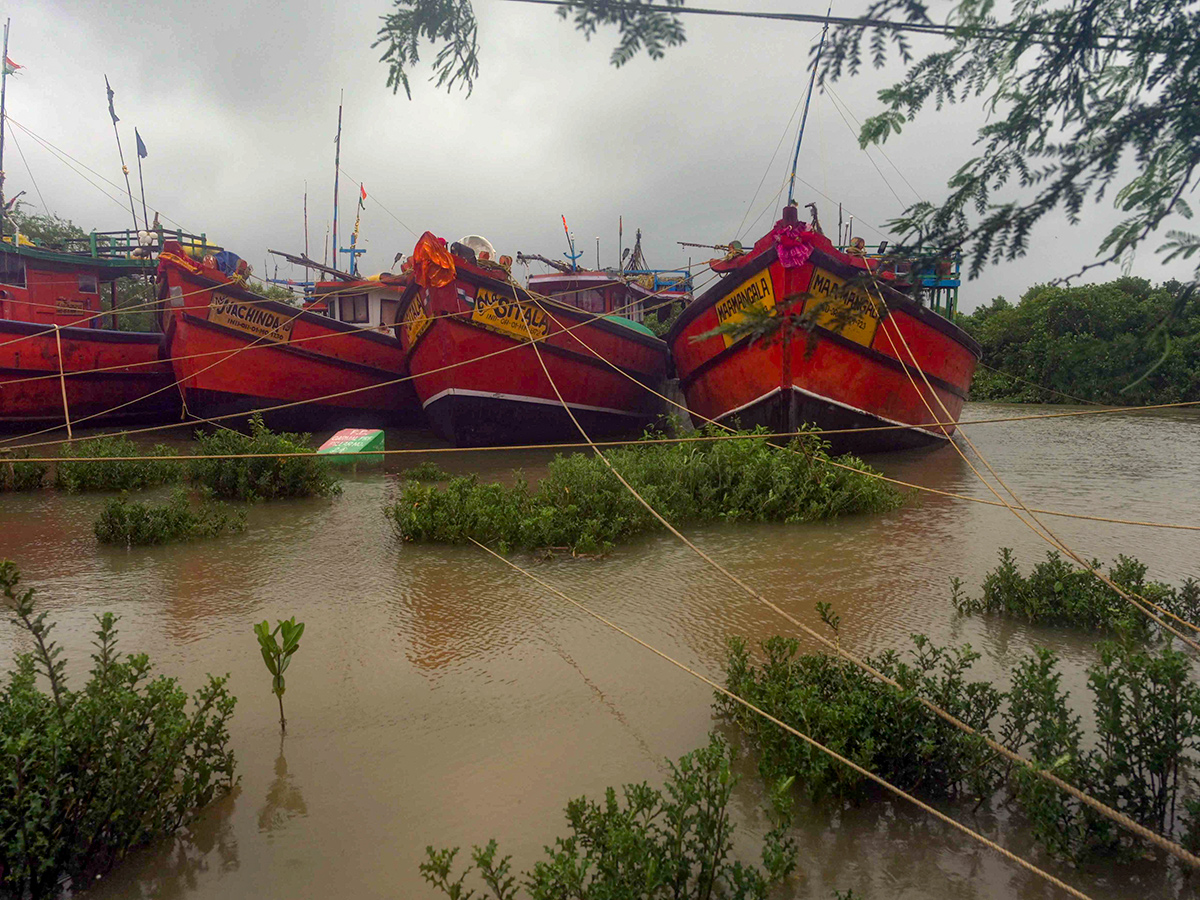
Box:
[960,278,1200,404]
[0,562,237,899]
[190,416,340,501]
[721,618,1200,865]
[402,461,451,481]
[952,549,1199,633]
[385,429,903,554]
[422,734,795,900]
[94,491,246,546]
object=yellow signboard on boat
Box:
[806,268,882,348]
[713,270,776,348]
[400,296,431,344]
[471,287,550,342]
[208,292,295,343]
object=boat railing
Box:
[624,268,693,296]
[55,228,221,261]
[836,245,962,318]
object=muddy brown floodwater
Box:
[2,402,1198,899]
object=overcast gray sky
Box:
[7,0,1193,310]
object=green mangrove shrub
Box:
[720,625,1001,803]
[721,615,1200,864]
[952,548,1199,633]
[189,415,340,501]
[387,428,903,554]
[1003,640,1200,862]
[53,436,180,493]
[0,561,237,899]
[402,460,452,481]
[421,734,795,900]
[94,491,246,546]
[254,617,305,732]
[0,450,46,491]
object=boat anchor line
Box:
[524,297,1200,869]
[420,387,647,419]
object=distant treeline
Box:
[959,277,1199,404]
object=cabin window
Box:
[574,289,605,314]
[0,253,25,288]
[339,293,370,324]
[78,273,99,293]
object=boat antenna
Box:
[332,91,343,272]
[103,75,140,234]
[618,216,624,278]
[786,3,832,207]
[595,236,600,270]
[0,18,10,238]
[303,182,310,288]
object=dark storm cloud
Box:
[10,0,1194,308]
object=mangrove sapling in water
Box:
[94,490,246,546]
[0,561,237,899]
[386,427,903,554]
[952,548,1199,633]
[189,415,340,501]
[53,435,181,493]
[0,449,46,491]
[254,617,305,732]
[420,734,796,900]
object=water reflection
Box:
[92,788,240,900]
[257,741,308,834]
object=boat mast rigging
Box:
[787,4,832,208]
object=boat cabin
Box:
[0,228,217,328]
[528,272,654,322]
[313,276,410,332]
[0,241,148,327]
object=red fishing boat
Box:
[667,204,980,452]
[0,235,180,428]
[396,233,669,446]
[156,241,419,430]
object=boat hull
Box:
[158,250,419,431]
[399,248,668,446]
[668,243,980,454]
[0,319,177,428]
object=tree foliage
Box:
[372,0,1200,294]
[959,277,1200,403]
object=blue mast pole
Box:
[787,4,832,207]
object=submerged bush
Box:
[720,627,1001,804]
[402,460,451,481]
[0,450,46,491]
[952,548,1199,633]
[721,614,1200,865]
[94,491,246,546]
[0,561,237,898]
[386,429,903,553]
[189,415,340,501]
[53,436,180,493]
[421,734,795,900]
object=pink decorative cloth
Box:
[772,223,815,269]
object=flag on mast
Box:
[3,57,21,75]
[135,128,147,158]
[359,183,366,209]
[104,75,119,124]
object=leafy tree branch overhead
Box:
[374,0,1200,292]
